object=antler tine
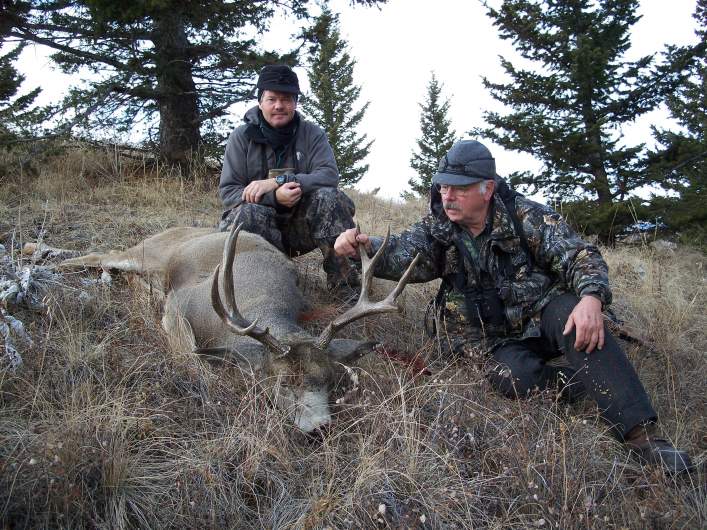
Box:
[381,253,421,304]
[209,223,290,358]
[315,226,420,350]
[357,225,390,303]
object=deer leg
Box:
[22,242,82,261]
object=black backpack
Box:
[424,177,533,337]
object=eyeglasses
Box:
[436,184,475,197]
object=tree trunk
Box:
[152,10,201,170]
[587,142,613,204]
[581,102,613,205]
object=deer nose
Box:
[303,423,332,444]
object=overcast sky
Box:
[318,0,699,199]
[18,0,699,200]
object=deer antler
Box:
[315,227,420,350]
[210,223,291,358]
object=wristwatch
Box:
[275,173,297,186]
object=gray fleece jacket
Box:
[219,106,339,209]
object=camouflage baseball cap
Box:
[432,140,496,186]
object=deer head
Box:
[210,223,420,432]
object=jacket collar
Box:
[486,196,517,242]
[242,105,301,145]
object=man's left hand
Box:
[275,182,302,207]
[563,295,605,353]
[242,179,278,203]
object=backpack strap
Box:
[261,144,269,179]
[497,183,534,269]
[424,274,458,338]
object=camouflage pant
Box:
[219,188,358,288]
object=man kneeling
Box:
[219,64,359,299]
[334,139,694,474]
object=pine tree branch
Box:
[8,29,127,70]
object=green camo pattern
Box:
[369,195,612,353]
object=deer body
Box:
[160,231,307,365]
[59,228,298,354]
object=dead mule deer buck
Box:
[49,224,419,432]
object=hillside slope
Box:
[1,149,705,529]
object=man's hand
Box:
[563,295,605,353]
[334,228,371,258]
[242,179,278,204]
[275,182,302,208]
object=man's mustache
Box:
[443,202,461,211]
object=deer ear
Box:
[328,339,377,364]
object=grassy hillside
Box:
[1,148,705,529]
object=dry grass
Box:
[1,148,705,529]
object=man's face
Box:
[259,90,297,128]
[440,181,494,227]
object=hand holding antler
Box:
[334,227,372,258]
[317,226,420,349]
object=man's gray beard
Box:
[443,202,461,211]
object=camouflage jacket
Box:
[369,188,612,351]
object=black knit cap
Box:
[256,65,301,99]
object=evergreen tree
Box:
[301,8,372,186]
[407,72,455,197]
[646,0,707,246]
[473,0,698,205]
[5,0,384,168]
[0,44,42,145]
[1,2,43,145]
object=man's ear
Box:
[485,179,496,200]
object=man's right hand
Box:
[334,228,371,258]
[242,178,278,203]
[275,182,302,208]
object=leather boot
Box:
[625,424,695,474]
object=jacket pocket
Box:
[507,271,550,304]
[501,271,552,331]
